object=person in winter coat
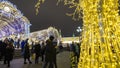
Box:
[42,36,57,68]
[21,40,25,52]
[41,42,46,62]
[3,38,9,64]
[23,43,32,64]
[5,42,14,67]
[34,41,41,64]
[0,40,3,60]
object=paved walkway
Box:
[0,51,70,68]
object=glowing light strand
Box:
[35,0,82,21]
[35,0,45,15]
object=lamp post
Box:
[76,26,82,43]
[76,26,82,33]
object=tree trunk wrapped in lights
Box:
[35,0,120,68]
[79,0,120,68]
[77,0,120,68]
[79,0,101,68]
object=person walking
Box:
[3,38,9,64]
[5,42,14,67]
[23,43,32,64]
[0,40,3,60]
[41,42,45,62]
[34,41,41,64]
[52,41,57,68]
[21,40,25,52]
[42,36,57,68]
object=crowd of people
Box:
[0,36,80,68]
[0,38,14,67]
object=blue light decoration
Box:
[0,0,31,38]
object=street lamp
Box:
[76,26,82,43]
[76,26,82,33]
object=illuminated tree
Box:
[35,0,120,68]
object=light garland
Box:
[35,0,82,21]
[35,0,45,15]
[78,0,101,68]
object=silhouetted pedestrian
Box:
[23,43,32,64]
[21,40,25,52]
[52,41,57,68]
[5,42,14,67]
[41,42,45,62]
[34,41,41,64]
[3,38,9,64]
[42,36,57,68]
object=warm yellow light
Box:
[35,0,45,15]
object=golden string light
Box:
[35,0,120,68]
[35,0,45,15]
[35,0,82,21]
[58,0,82,21]
[78,0,101,68]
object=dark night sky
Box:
[9,0,83,37]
